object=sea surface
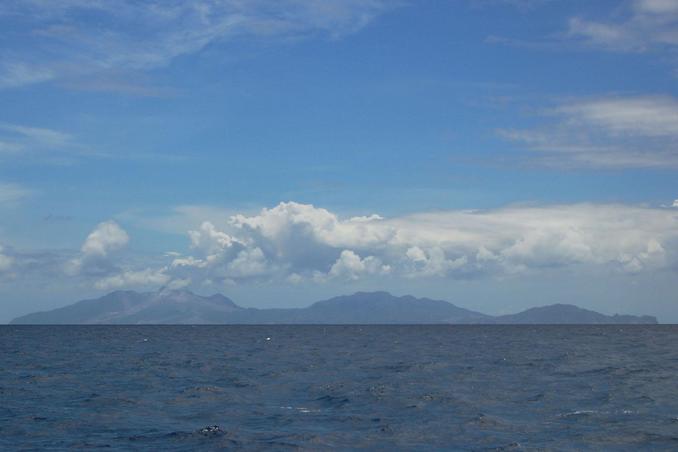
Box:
[2,325,678,451]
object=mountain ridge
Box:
[9,290,658,325]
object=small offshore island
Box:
[10,290,658,325]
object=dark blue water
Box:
[2,326,678,450]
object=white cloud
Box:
[231,201,394,250]
[637,0,678,14]
[475,0,553,10]
[167,220,275,283]
[115,201,678,289]
[0,123,71,148]
[327,249,390,280]
[567,0,678,52]
[94,268,170,290]
[0,183,32,204]
[66,221,130,277]
[225,247,272,278]
[557,97,678,137]
[500,95,678,168]
[567,17,640,52]
[7,201,678,291]
[0,62,55,89]
[0,245,14,273]
[188,221,241,255]
[0,0,397,89]
[66,221,177,290]
[81,221,129,257]
[673,199,678,207]
[0,122,94,163]
[405,246,467,277]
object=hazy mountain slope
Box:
[9,291,658,324]
[299,291,491,324]
[493,304,657,324]
[10,290,147,325]
[218,291,491,324]
[11,290,241,324]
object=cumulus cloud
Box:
[499,95,678,168]
[65,221,181,290]
[225,247,272,279]
[188,221,243,256]
[326,250,391,281]
[18,200,673,291]
[67,221,130,277]
[81,221,129,257]
[230,202,394,250]
[405,246,467,277]
[0,0,397,90]
[94,201,678,290]
[160,202,395,285]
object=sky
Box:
[1,0,678,323]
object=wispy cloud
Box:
[0,123,71,149]
[556,96,678,136]
[473,0,554,12]
[499,95,678,168]
[486,0,678,67]
[0,121,142,163]
[0,0,397,90]
[567,0,678,52]
[0,182,32,205]
[0,122,90,163]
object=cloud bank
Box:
[49,201,678,291]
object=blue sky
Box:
[2,0,678,322]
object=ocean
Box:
[2,325,678,450]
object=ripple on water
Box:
[1,325,678,449]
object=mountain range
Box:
[9,290,658,325]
